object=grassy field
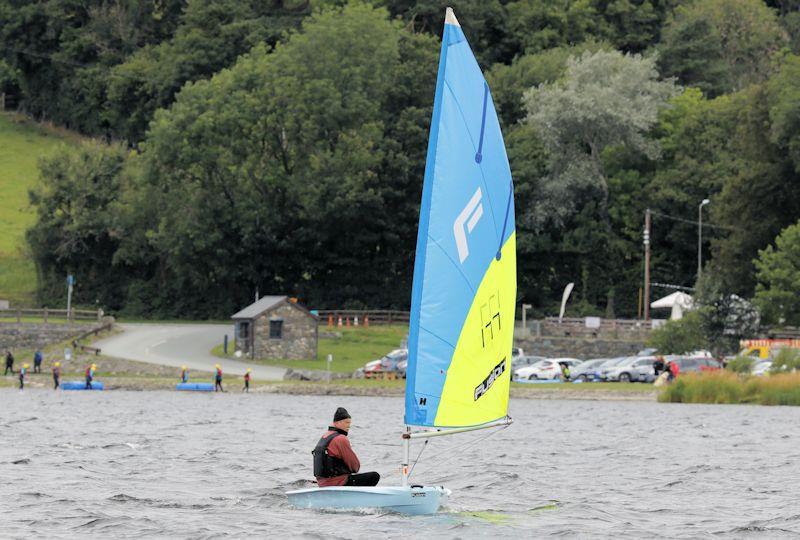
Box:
[658,371,800,405]
[0,112,82,306]
[212,324,409,373]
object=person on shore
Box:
[19,363,28,390]
[214,364,223,392]
[313,407,379,487]
[4,350,14,375]
[33,350,43,374]
[559,362,571,382]
[667,360,680,382]
[243,368,251,393]
[85,363,96,389]
[180,365,188,383]
[654,356,666,377]
[52,362,61,390]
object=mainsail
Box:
[405,8,516,429]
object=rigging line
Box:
[409,422,512,478]
[379,421,511,478]
[475,82,489,164]
[648,209,741,232]
[496,180,514,260]
[407,439,429,480]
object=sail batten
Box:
[405,10,516,429]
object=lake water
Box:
[1,389,798,538]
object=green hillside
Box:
[0,113,80,306]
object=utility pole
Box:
[698,198,710,279]
[643,209,651,321]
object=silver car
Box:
[570,358,611,382]
[604,356,657,383]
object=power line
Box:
[649,209,741,232]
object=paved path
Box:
[93,323,286,381]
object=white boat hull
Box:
[286,485,449,515]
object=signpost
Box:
[66,274,74,321]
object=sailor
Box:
[85,363,96,389]
[180,365,188,383]
[52,362,61,389]
[19,363,28,390]
[214,364,224,392]
[313,407,380,487]
[243,368,251,393]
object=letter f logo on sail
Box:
[454,187,484,263]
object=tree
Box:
[113,2,437,316]
[486,41,608,127]
[26,143,129,308]
[105,0,313,143]
[753,220,800,326]
[658,0,787,92]
[658,13,730,97]
[647,311,708,354]
[523,49,679,227]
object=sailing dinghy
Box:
[287,7,516,515]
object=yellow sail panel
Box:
[434,233,516,427]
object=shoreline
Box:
[1,376,657,401]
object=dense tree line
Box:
[4,0,800,321]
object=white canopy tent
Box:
[651,291,694,320]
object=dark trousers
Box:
[85,377,93,389]
[215,379,223,391]
[53,375,60,389]
[345,472,380,487]
[243,380,249,392]
[4,364,13,375]
[34,362,41,373]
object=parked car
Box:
[604,356,657,383]
[670,356,722,375]
[364,348,408,378]
[752,361,772,377]
[570,358,611,382]
[511,355,546,371]
[598,357,635,381]
[515,358,582,380]
[397,359,408,379]
[636,348,658,357]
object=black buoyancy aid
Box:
[312,428,351,478]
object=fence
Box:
[315,310,410,326]
[71,321,114,355]
[0,307,105,323]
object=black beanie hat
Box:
[333,407,351,422]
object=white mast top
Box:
[445,7,460,27]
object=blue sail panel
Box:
[405,10,516,428]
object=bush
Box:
[658,371,800,405]
[647,311,708,354]
[726,356,755,374]
[770,348,800,374]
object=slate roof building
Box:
[231,296,318,360]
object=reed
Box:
[658,371,800,405]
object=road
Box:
[93,323,286,380]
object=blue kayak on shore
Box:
[61,381,104,391]
[176,382,214,392]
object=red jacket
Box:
[316,430,360,487]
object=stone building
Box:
[231,296,318,360]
